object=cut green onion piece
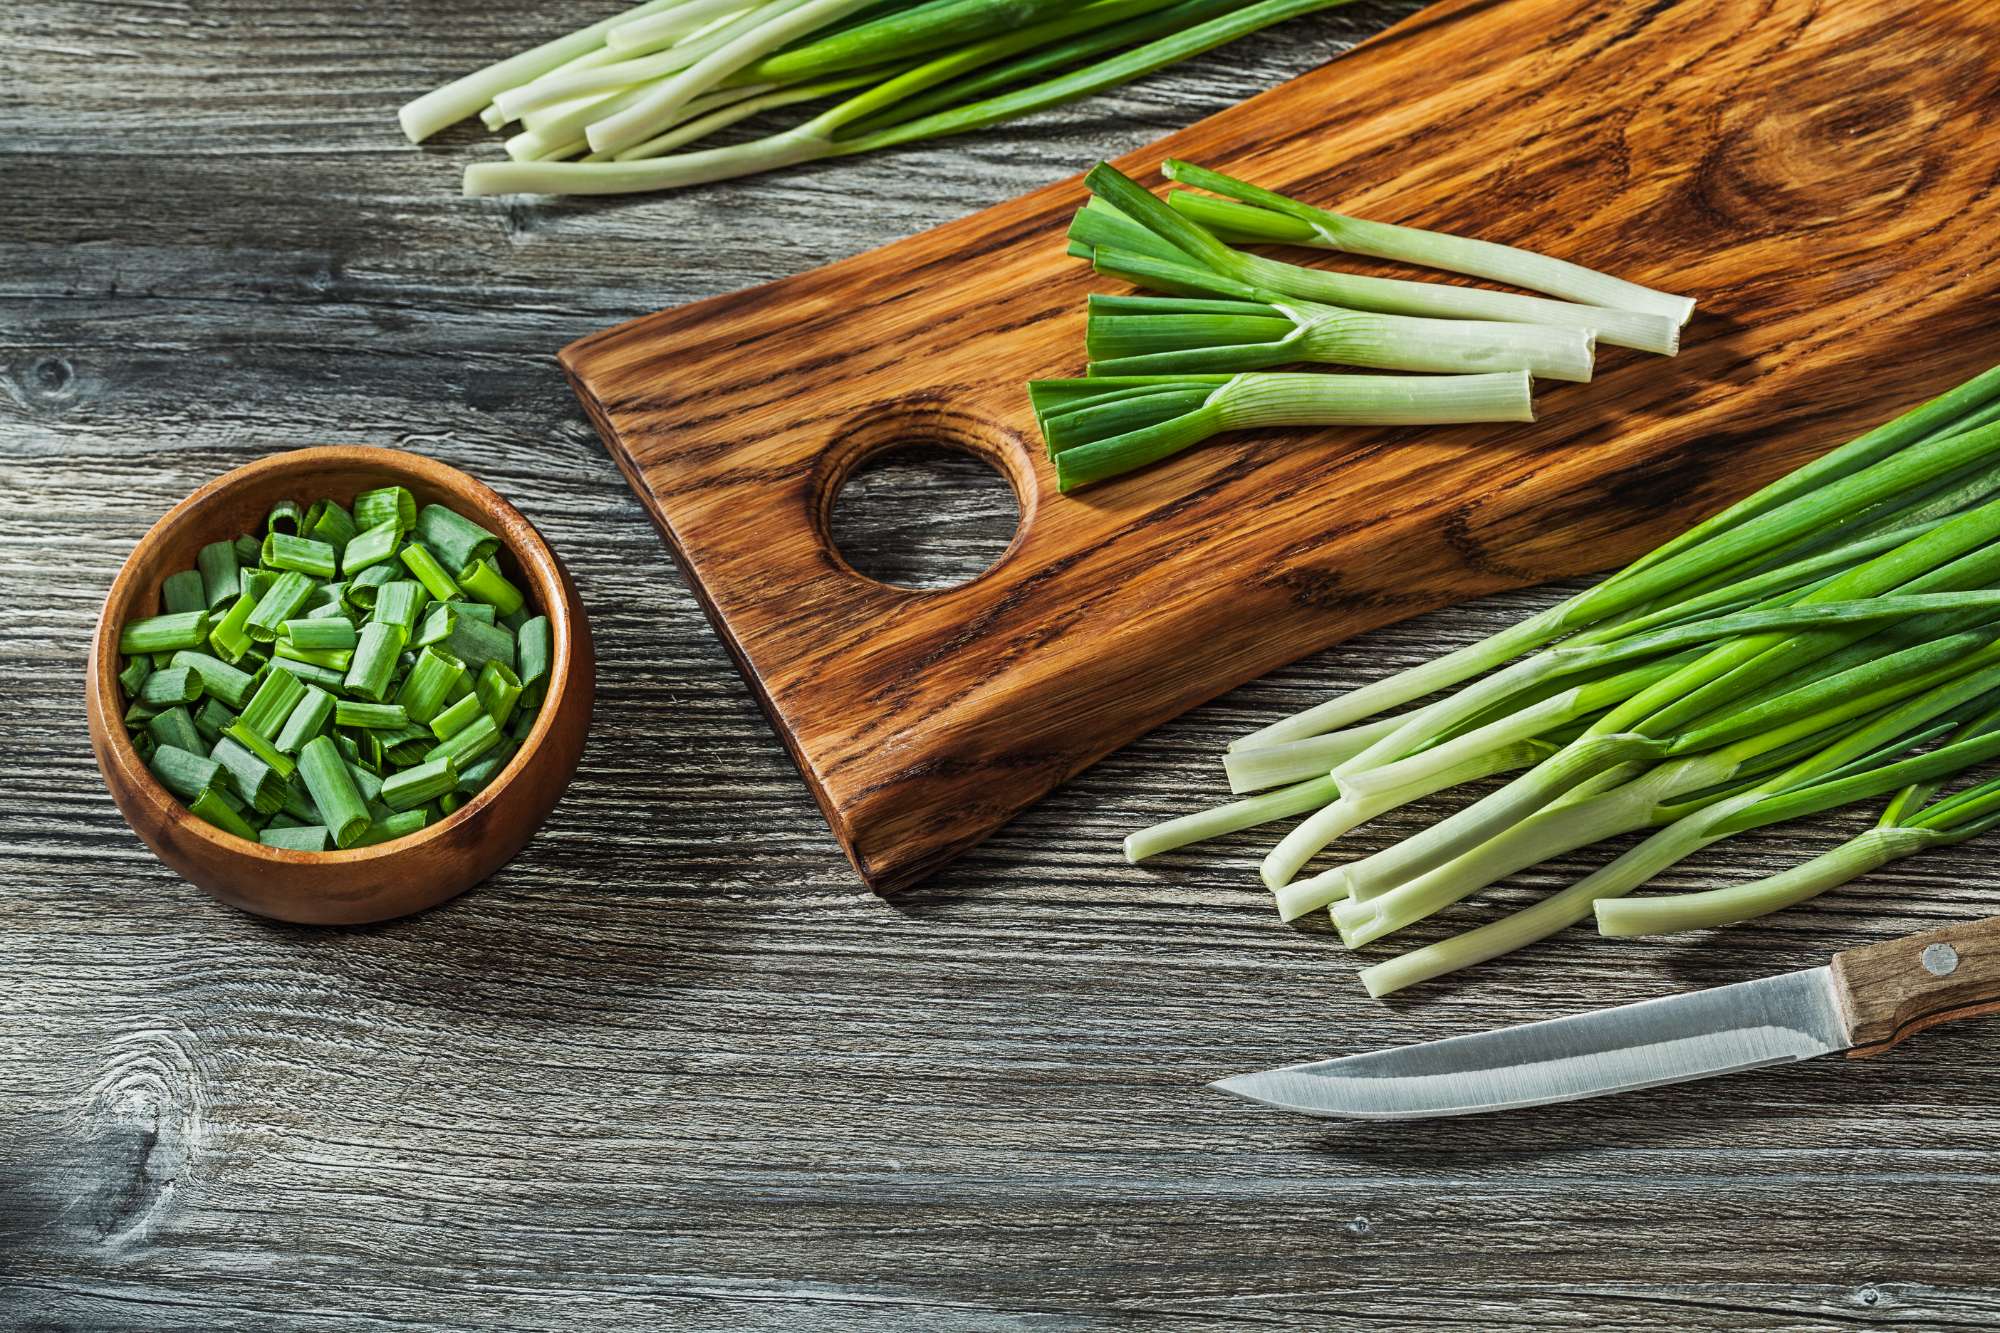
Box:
[245,570,315,642]
[265,500,303,536]
[372,580,429,641]
[118,655,153,697]
[343,622,404,702]
[352,486,416,536]
[280,617,358,651]
[145,706,204,755]
[261,532,339,579]
[350,809,429,847]
[120,611,211,655]
[457,557,525,616]
[271,657,347,692]
[428,712,502,768]
[399,542,463,601]
[162,569,207,615]
[149,744,223,801]
[274,640,355,672]
[224,721,298,780]
[169,651,257,709]
[211,735,286,814]
[299,736,371,848]
[475,661,523,728]
[344,563,397,608]
[429,692,485,740]
[335,701,411,730]
[197,540,242,608]
[274,686,335,755]
[191,787,259,839]
[342,521,401,576]
[138,666,203,708]
[381,755,459,812]
[413,505,501,571]
[206,592,256,663]
[516,616,552,688]
[394,646,466,725]
[260,824,331,851]
[237,667,306,739]
[309,500,358,553]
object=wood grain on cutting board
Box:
[562,0,2000,891]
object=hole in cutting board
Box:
[828,443,1021,590]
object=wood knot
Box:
[70,1025,206,1246]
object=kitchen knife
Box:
[1216,916,2000,1119]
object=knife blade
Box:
[1215,915,2000,1120]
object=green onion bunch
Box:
[116,493,553,851]
[1125,365,2000,993]
[397,0,1371,197]
[1032,160,1694,489]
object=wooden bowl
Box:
[87,446,595,925]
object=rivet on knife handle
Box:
[1833,915,2000,1058]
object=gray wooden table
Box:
[7,3,1999,1329]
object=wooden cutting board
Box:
[561,0,2000,892]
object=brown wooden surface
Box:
[564,0,2000,893]
[86,447,596,925]
[16,0,2000,1327]
[1837,915,2000,1057]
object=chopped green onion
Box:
[344,563,398,609]
[211,736,286,814]
[138,666,202,708]
[274,640,355,672]
[120,611,211,655]
[353,486,416,536]
[428,712,502,768]
[343,622,404,702]
[372,581,429,641]
[118,654,153,697]
[260,532,338,579]
[237,667,306,738]
[350,809,429,847]
[399,542,463,601]
[145,705,203,755]
[148,744,223,801]
[298,736,371,848]
[395,646,465,725]
[232,533,263,566]
[194,697,237,743]
[169,650,257,709]
[245,570,315,643]
[265,500,303,536]
[413,504,501,571]
[381,755,459,812]
[280,618,359,652]
[457,557,525,617]
[517,616,552,689]
[197,539,241,608]
[274,685,335,755]
[191,787,259,840]
[475,660,523,728]
[341,521,400,576]
[429,692,485,740]
[223,721,298,781]
[260,824,331,852]
[335,701,410,730]
[162,569,207,614]
[308,500,358,554]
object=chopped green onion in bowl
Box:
[116,492,551,851]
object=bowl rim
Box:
[88,445,581,864]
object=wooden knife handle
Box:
[1832,916,2000,1058]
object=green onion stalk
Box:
[1084,293,1598,382]
[1074,165,1683,355]
[1120,366,2000,989]
[1028,370,1536,491]
[1159,159,1697,327]
[401,0,1371,196]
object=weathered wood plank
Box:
[7,0,2000,1328]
